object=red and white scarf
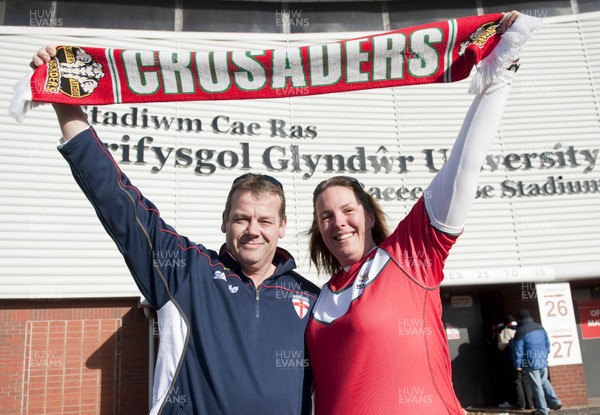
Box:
[10,13,540,121]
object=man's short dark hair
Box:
[223,173,286,223]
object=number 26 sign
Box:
[536,282,582,366]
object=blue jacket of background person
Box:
[512,315,551,370]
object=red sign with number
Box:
[578,300,600,340]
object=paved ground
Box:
[465,405,600,415]
[465,398,600,415]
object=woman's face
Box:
[315,185,376,268]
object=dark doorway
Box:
[443,290,493,408]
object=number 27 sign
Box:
[536,282,583,366]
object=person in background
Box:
[497,315,534,410]
[31,47,320,415]
[513,309,562,415]
[498,316,517,352]
[305,11,525,415]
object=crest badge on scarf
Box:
[45,46,105,98]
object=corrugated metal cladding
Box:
[0,12,599,299]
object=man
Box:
[32,46,320,415]
[497,315,534,410]
[513,309,562,415]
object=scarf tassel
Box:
[470,14,543,94]
[9,72,35,122]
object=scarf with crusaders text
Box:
[10,13,541,121]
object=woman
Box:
[306,11,527,415]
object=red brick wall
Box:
[0,298,149,415]
[550,364,588,407]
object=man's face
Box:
[222,190,286,275]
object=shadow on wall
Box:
[86,306,149,415]
[0,298,150,415]
[443,290,493,408]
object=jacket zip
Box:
[255,286,261,322]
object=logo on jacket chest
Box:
[292,294,310,319]
[213,270,227,281]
